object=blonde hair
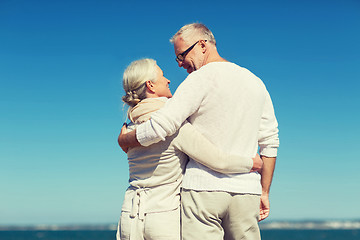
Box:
[122,58,157,107]
[170,23,216,46]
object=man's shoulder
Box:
[187,62,234,78]
[201,61,251,73]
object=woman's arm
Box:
[173,122,262,174]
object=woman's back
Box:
[127,124,187,188]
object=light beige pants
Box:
[117,207,180,240]
[181,189,261,240]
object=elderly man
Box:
[119,23,279,240]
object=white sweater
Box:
[136,62,279,194]
[122,97,255,216]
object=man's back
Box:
[187,62,266,155]
[178,62,278,193]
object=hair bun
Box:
[122,91,141,107]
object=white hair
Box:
[170,23,216,46]
[122,58,157,107]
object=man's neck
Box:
[203,49,228,66]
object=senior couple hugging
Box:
[116,23,279,240]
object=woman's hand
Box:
[251,153,263,172]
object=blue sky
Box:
[1,0,359,225]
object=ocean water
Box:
[0,230,359,240]
[0,230,116,240]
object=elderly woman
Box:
[116,58,261,240]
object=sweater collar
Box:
[129,97,167,124]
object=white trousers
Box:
[181,189,261,240]
[116,207,180,240]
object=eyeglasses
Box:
[175,40,207,63]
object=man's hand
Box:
[258,155,276,221]
[118,123,129,153]
[251,153,263,172]
[259,192,270,222]
[117,123,141,153]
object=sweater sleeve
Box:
[136,72,208,147]
[172,121,253,174]
[258,89,279,157]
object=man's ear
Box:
[146,80,155,93]
[199,40,207,54]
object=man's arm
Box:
[259,156,276,221]
[257,89,279,221]
[117,124,140,153]
[135,73,209,147]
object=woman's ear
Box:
[146,80,155,93]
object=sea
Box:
[0,229,359,240]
